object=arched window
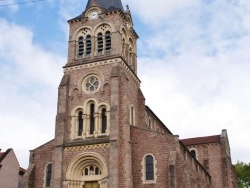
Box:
[122,38,126,58]
[101,108,107,134]
[84,168,88,176]
[95,167,99,175]
[97,32,103,53]
[71,99,110,139]
[78,111,83,136]
[145,155,154,181]
[183,149,187,160]
[90,166,94,175]
[130,106,134,125]
[45,164,52,187]
[78,36,84,56]
[86,35,92,55]
[83,165,102,176]
[148,119,151,128]
[190,149,197,159]
[90,104,95,135]
[129,47,132,65]
[105,31,111,52]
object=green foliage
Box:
[235,161,250,188]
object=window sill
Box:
[143,180,156,184]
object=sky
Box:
[0,0,250,169]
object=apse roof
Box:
[181,135,221,146]
[85,0,124,12]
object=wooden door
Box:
[84,182,99,188]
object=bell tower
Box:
[66,0,138,73]
[53,0,139,187]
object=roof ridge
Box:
[181,135,220,140]
[181,135,221,146]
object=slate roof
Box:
[68,0,124,22]
[181,135,221,146]
[86,0,124,12]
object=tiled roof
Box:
[181,135,220,146]
[86,0,124,12]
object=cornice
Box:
[64,57,141,85]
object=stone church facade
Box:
[22,0,237,187]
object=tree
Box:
[235,161,250,188]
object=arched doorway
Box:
[66,152,108,188]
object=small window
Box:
[45,164,52,187]
[190,150,197,159]
[129,47,133,65]
[90,104,95,135]
[101,108,107,134]
[85,168,88,176]
[83,165,101,176]
[148,119,151,128]
[78,111,83,136]
[145,155,154,181]
[95,167,99,175]
[130,106,134,125]
[183,149,187,160]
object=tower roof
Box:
[85,0,124,12]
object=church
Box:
[22,0,237,187]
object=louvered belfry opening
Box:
[105,31,111,52]
[78,36,84,56]
[86,35,92,55]
[97,32,103,54]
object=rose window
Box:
[85,76,99,92]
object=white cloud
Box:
[0,19,65,168]
[123,0,199,25]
